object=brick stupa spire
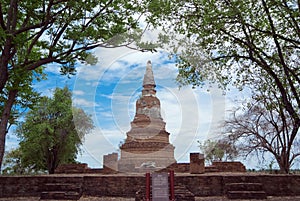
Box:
[143,61,155,85]
[118,61,176,172]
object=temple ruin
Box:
[117,60,176,172]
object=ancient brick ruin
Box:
[101,61,246,174]
[117,60,176,172]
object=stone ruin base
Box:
[54,152,246,174]
[1,173,300,199]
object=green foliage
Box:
[0,0,152,76]
[7,87,94,174]
[0,0,156,170]
[2,148,40,175]
[199,140,224,163]
[159,0,299,90]
[0,67,44,128]
[198,139,238,164]
[158,0,300,173]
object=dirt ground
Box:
[1,196,300,201]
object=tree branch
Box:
[0,3,6,29]
[262,0,300,111]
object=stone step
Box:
[227,190,267,199]
[174,185,195,201]
[40,191,64,200]
[225,183,264,191]
[44,183,82,192]
[136,185,195,201]
[65,191,82,200]
[40,191,81,200]
[40,181,83,200]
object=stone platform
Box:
[1,173,300,200]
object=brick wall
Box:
[1,174,300,198]
[83,175,144,197]
[212,161,246,172]
[0,176,83,197]
[159,163,190,173]
[176,175,223,196]
[55,163,89,174]
[103,153,118,171]
[0,176,45,197]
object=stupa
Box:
[118,61,176,171]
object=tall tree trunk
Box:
[277,152,290,174]
[0,68,8,95]
[49,164,55,174]
[48,148,58,174]
[0,89,18,172]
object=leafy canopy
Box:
[199,139,238,164]
[7,87,94,174]
[156,0,299,172]
[0,0,157,171]
[159,0,299,89]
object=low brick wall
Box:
[83,175,144,197]
[54,161,246,174]
[212,161,246,172]
[0,176,45,197]
[222,174,300,196]
[256,175,300,196]
[55,163,89,174]
[159,163,190,173]
[177,175,223,196]
[1,174,300,198]
[0,176,83,197]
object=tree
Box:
[157,0,300,172]
[0,0,155,170]
[2,148,31,175]
[9,87,94,174]
[223,77,300,173]
[198,139,238,164]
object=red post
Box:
[146,172,150,201]
[169,170,175,201]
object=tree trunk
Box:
[47,147,59,174]
[0,68,8,94]
[0,89,18,172]
[0,23,14,94]
[276,152,290,174]
[49,164,55,174]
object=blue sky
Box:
[6,46,260,169]
[69,48,228,168]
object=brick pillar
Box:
[103,153,118,172]
[189,153,205,174]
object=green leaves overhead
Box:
[158,0,299,89]
[0,0,154,170]
[0,0,150,78]
[156,0,300,172]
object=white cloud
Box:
[44,64,62,74]
[77,128,126,168]
[73,90,85,96]
[5,131,19,151]
[73,98,99,108]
